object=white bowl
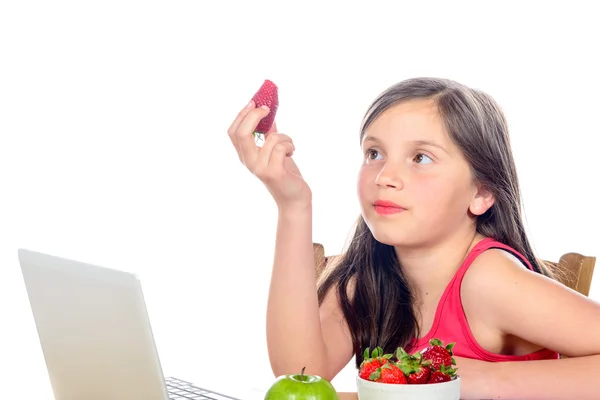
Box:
[356,375,461,400]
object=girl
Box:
[227,77,600,399]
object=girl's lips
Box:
[373,200,404,208]
[373,200,406,215]
[374,205,405,215]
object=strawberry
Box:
[359,347,391,381]
[370,363,407,384]
[421,338,456,371]
[251,79,279,134]
[395,348,432,384]
[406,365,431,385]
[427,370,451,383]
[426,365,457,383]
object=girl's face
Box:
[357,98,486,248]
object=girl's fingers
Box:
[230,105,271,168]
[227,100,255,149]
[268,141,295,173]
[254,133,295,177]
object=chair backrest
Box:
[313,243,327,278]
[551,253,596,297]
[312,243,596,297]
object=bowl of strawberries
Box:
[356,339,460,400]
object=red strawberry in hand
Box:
[370,363,407,384]
[395,348,431,384]
[421,338,456,371]
[251,79,279,134]
[359,347,391,381]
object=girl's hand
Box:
[227,101,312,211]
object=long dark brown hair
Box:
[316,77,554,368]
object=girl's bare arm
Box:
[266,206,354,381]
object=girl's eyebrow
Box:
[412,139,449,155]
[362,135,381,145]
[362,136,449,155]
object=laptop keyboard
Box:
[165,377,242,400]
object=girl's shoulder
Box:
[461,238,536,299]
[463,244,533,289]
[457,239,541,334]
[466,237,534,271]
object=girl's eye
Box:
[366,149,383,161]
[414,153,433,164]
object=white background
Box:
[1,0,599,397]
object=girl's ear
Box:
[469,185,495,216]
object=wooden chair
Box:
[549,253,597,297]
[312,243,596,297]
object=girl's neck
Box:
[395,231,487,302]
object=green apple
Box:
[264,367,339,400]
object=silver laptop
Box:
[18,248,253,400]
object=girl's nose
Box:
[375,163,405,190]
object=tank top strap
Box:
[453,237,535,283]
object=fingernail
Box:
[260,105,269,110]
[246,100,253,108]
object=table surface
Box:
[338,393,358,400]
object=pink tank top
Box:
[405,237,560,361]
